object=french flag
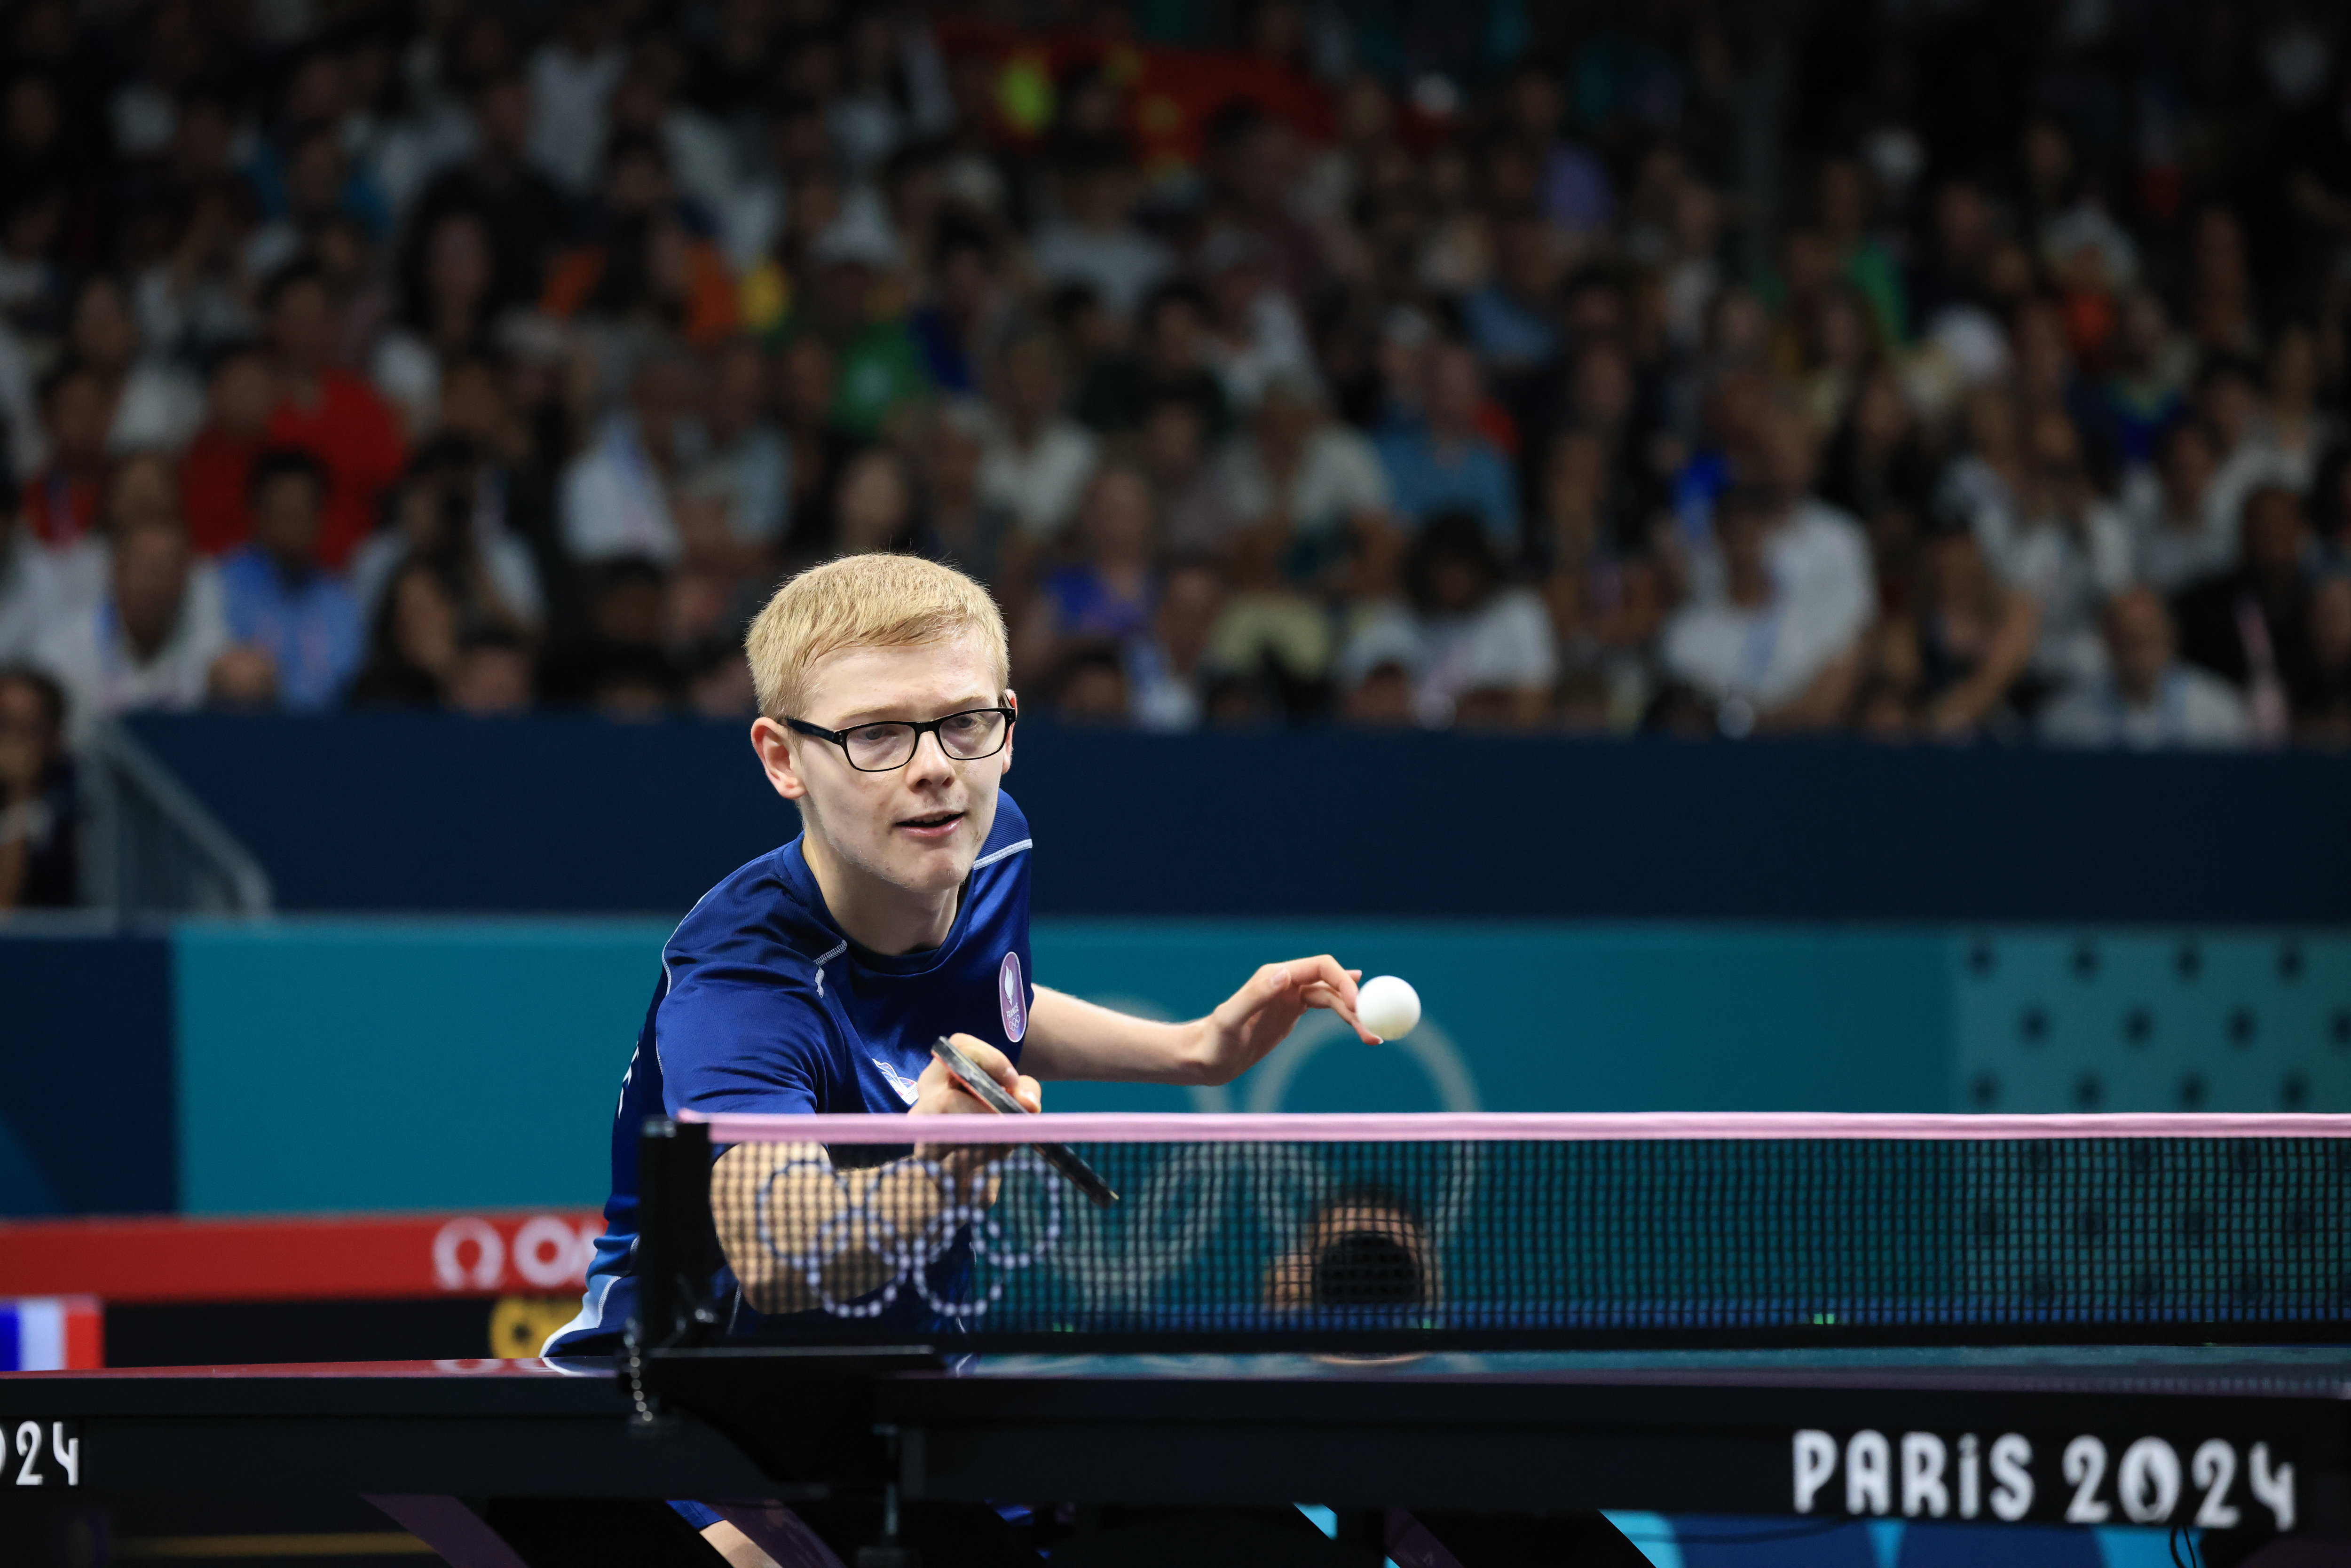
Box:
[0,1297,103,1370]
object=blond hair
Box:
[746,552,1009,719]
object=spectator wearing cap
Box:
[1660,485,1863,733]
[260,264,410,571]
[217,449,363,711]
[2041,587,2248,749]
[0,664,73,908]
[789,207,927,440]
[33,513,230,742]
[1373,342,1522,555]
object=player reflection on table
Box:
[1263,1186,1436,1313]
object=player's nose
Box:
[905,728,959,782]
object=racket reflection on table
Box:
[929,1036,1120,1207]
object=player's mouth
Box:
[895,809,965,842]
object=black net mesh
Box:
[686,1136,2351,1349]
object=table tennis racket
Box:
[930,1036,1119,1208]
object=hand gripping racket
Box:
[930,1036,1119,1207]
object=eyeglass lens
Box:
[842,709,1009,770]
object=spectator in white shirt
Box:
[67,276,203,456]
[1663,483,1866,732]
[560,346,702,565]
[683,339,790,562]
[527,4,627,196]
[1128,560,1229,732]
[1979,407,2133,690]
[978,331,1097,540]
[0,504,64,661]
[1199,230,1319,414]
[2121,420,2232,592]
[1338,512,1558,727]
[1033,145,1176,322]
[34,515,231,742]
[1683,405,1876,669]
[1215,372,1390,584]
[2198,356,2300,558]
[2040,586,2249,749]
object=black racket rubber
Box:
[931,1036,1120,1207]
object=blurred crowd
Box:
[4,0,2351,906]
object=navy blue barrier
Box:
[0,930,175,1215]
[127,713,2351,921]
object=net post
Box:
[632,1116,719,1354]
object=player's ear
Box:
[999,690,1017,774]
[750,716,808,800]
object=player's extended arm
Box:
[710,1038,1039,1315]
[1022,958,1373,1086]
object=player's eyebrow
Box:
[829,695,999,726]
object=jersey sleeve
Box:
[654,969,835,1117]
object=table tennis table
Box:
[0,1344,2343,1564]
[9,1112,2349,1565]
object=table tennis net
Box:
[647,1118,2351,1350]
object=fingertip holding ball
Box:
[1355,975,1421,1041]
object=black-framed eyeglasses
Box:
[784,706,1017,772]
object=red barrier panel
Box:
[0,1212,604,1303]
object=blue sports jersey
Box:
[545,793,1034,1356]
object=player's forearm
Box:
[1021,985,1211,1084]
[711,1143,989,1314]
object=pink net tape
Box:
[678,1110,2351,1144]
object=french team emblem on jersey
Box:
[999,951,1027,1042]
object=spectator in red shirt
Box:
[259,262,407,570]
[20,362,112,551]
[179,343,279,557]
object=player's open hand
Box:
[1193,956,1371,1085]
[913,1034,1041,1116]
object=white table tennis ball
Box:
[1355,975,1421,1041]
